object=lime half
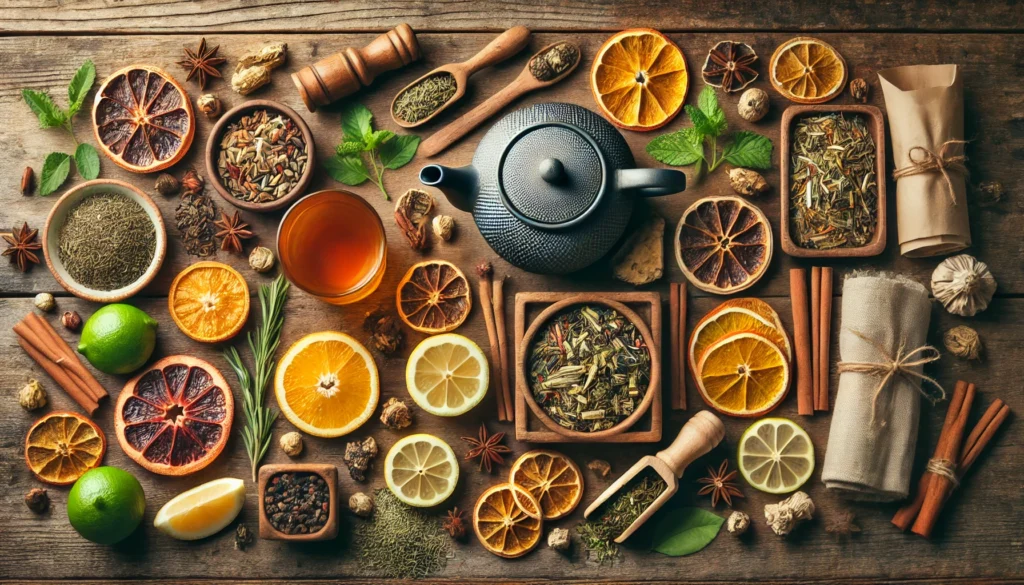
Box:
[738,418,814,494]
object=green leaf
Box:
[336,141,364,156]
[341,103,374,144]
[39,152,72,195]
[723,130,773,169]
[73,143,100,180]
[67,60,96,116]
[691,86,726,137]
[364,129,395,151]
[22,89,67,128]
[646,128,705,167]
[324,154,370,186]
[651,508,724,557]
[684,105,714,137]
[378,134,421,170]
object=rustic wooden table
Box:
[1,2,1021,584]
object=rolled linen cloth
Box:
[822,272,939,501]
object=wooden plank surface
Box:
[0,24,1021,585]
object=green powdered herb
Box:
[392,72,457,124]
[529,304,651,432]
[577,468,667,562]
[57,193,155,290]
[353,489,452,579]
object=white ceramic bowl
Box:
[43,179,167,302]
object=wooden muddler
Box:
[790,269,814,415]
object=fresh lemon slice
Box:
[385,433,459,507]
[154,478,246,540]
[406,333,489,417]
[738,418,815,494]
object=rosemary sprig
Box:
[224,274,290,482]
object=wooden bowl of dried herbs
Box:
[780,104,887,258]
[205,99,315,213]
[42,179,166,303]
[517,296,660,441]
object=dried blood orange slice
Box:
[24,411,106,485]
[509,450,584,520]
[396,260,472,333]
[473,483,543,558]
[93,65,195,173]
[675,196,772,294]
[115,355,233,476]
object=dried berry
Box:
[343,437,378,482]
[61,310,82,331]
[849,78,870,103]
[248,246,276,273]
[181,169,205,194]
[154,173,180,196]
[279,431,303,457]
[234,523,253,550]
[363,308,403,356]
[19,379,47,411]
[379,397,412,430]
[21,167,34,196]
[25,488,49,514]
[33,292,55,312]
[442,507,466,540]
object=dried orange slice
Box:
[769,37,847,104]
[396,260,471,334]
[509,450,584,520]
[696,332,790,417]
[168,261,250,344]
[675,196,772,295]
[591,28,688,131]
[689,299,791,376]
[473,483,543,558]
[93,65,195,173]
[25,411,106,485]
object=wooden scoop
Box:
[420,41,581,158]
[390,26,531,128]
[583,410,725,543]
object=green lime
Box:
[78,304,158,375]
[67,466,146,545]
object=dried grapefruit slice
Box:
[591,28,688,131]
[509,450,584,520]
[689,300,791,376]
[25,411,106,485]
[473,483,543,558]
[769,37,847,105]
[696,332,790,417]
[675,196,772,295]
[168,261,250,344]
[93,65,195,173]
[115,355,233,476]
[396,260,472,333]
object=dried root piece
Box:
[343,436,378,482]
[611,215,664,286]
[363,308,404,356]
[379,397,412,429]
[231,43,287,96]
[728,168,769,197]
[587,459,611,478]
[726,510,750,535]
[943,325,982,360]
[394,189,434,250]
[764,491,814,536]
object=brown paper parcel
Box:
[878,64,970,257]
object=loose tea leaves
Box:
[58,193,155,290]
[529,42,580,81]
[353,488,451,579]
[217,109,309,204]
[529,304,651,433]
[576,468,667,562]
[789,113,878,249]
[392,72,457,124]
[175,176,219,257]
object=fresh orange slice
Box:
[274,331,379,437]
[509,450,584,521]
[769,37,847,105]
[25,411,106,485]
[696,332,790,417]
[396,260,472,334]
[168,261,250,344]
[93,65,196,173]
[689,300,791,377]
[590,28,688,131]
[675,196,772,295]
[473,483,543,558]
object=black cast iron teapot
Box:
[419,103,686,274]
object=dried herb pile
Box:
[577,468,667,562]
[57,193,155,290]
[392,72,457,124]
[353,489,452,579]
[217,109,309,204]
[529,42,579,81]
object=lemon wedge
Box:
[154,478,245,540]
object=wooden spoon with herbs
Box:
[420,41,582,158]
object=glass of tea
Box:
[277,190,386,305]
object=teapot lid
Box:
[498,122,606,228]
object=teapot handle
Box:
[616,168,686,197]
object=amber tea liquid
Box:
[277,190,386,304]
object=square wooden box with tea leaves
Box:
[258,463,339,541]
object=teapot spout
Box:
[419,164,478,212]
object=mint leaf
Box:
[646,128,705,166]
[723,131,773,169]
[22,90,67,129]
[336,141,363,156]
[74,143,100,180]
[341,103,374,145]
[364,129,395,151]
[40,152,72,195]
[694,86,727,137]
[379,135,421,170]
[324,154,370,186]
[67,60,96,116]
[651,508,724,557]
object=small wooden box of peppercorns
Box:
[258,463,339,541]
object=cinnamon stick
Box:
[959,399,1010,474]
[811,266,821,408]
[476,263,507,421]
[26,312,107,401]
[16,335,98,415]
[13,322,95,399]
[676,283,687,410]
[789,269,814,416]
[492,276,514,423]
[669,284,681,410]
[816,267,833,411]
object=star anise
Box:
[177,38,227,90]
[702,41,759,93]
[461,423,511,473]
[697,460,744,507]
[213,211,253,254]
[442,507,467,540]
[3,222,42,272]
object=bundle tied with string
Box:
[822,272,937,501]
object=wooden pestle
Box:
[583,410,725,543]
[291,24,422,112]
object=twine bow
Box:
[892,140,969,205]
[836,329,947,426]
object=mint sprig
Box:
[647,85,772,175]
[326,103,420,200]
[21,60,100,195]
